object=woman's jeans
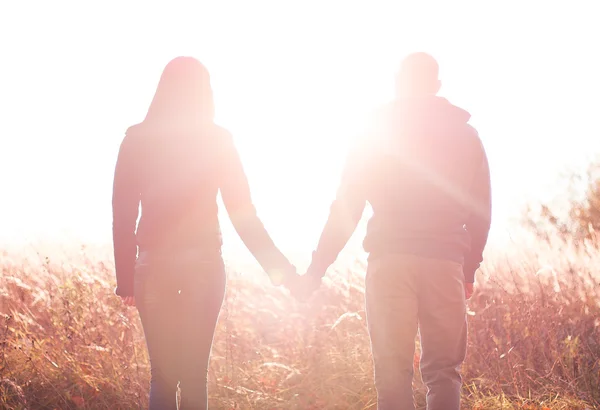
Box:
[134,249,226,410]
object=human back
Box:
[112,56,296,410]
[113,56,231,256]
[360,53,491,410]
[126,122,232,253]
[303,52,492,410]
[362,93,487,262]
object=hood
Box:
[373,96,471,135]
[399,95,471,124]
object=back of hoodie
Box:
[363,96,491,281]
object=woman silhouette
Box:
[112,56,297,409]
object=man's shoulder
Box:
[465,123,479,138]
[347,133,378,163]
[463,123,486,153]
[209,124,236,155]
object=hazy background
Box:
[1,1,599,267]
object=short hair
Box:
[397,52,439,95]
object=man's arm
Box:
[112,133,140,297]
[307,147,368,279]
[464,146,492,283]
[219,132,295,285]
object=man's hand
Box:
[120,296,136,307]
[464,283,474,300]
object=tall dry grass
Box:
[0,240,599,409]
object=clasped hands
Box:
[279,266,323,302]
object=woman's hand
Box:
[464,283,474,300]
[120,296,136,307]
[288,274,322,302]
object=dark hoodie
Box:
[112,123,293,296]
[309,96,491,283]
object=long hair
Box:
[143,57,215,127]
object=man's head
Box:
[396,52,441,98]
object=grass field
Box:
[1,240,599,409]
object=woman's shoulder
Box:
[123,122,150,140]
[209,124,237,153]
[117,123,145,149]
[210,123,233,140]
[120,121,235,150]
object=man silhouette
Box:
[299,53,492,409]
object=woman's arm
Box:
[112,133,141,297]
[218,132,294,285]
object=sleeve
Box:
[463,144,492,283]
[218,132,293,285]
[308,144,369,278]
[112,133,141,297]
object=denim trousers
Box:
[365,254,468,410]
[134,250,226,410]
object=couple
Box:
[112,53,491,410]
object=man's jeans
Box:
[365,254,468,410]
[134,250,226,410]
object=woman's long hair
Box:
[143,57,215,127]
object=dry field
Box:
[1,240,599,409]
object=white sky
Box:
[1,1,599,265]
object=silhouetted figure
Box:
[112,57,297,410]
[300,53,492,409]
